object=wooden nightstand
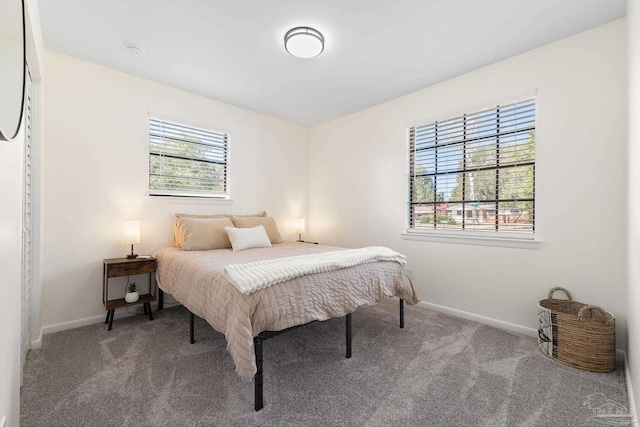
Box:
[103,257,156,330]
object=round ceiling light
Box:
[284,27,324,59]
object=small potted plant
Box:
[125,281,139,303]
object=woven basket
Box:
[537,287,615,373]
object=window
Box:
[149,117,229,198]
[408,98,535,235]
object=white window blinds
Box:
[149,118,229,198]
[408,98,535,234]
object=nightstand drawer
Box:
[106,260,155,278]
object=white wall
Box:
[627,0,640,419]
[0,124,25,427]
[40,50,309,329]
[309,20,628,344]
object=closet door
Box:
[21,66,33,372]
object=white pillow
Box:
[225,226,272,251]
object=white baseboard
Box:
[37,310,135,339]
[30,328,43,350]
[32,300,176,346]
[417,300,538,338]
[620,349,640,427]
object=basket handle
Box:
[578,305,612,323]
[548,287,572,301]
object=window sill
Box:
[401,230,542,249]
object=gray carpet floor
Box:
[21,299,630,426]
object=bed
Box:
[155,240,419,410]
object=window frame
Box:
[147,114,231,199]
[403,92,540,248]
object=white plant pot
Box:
[125,291,139,303]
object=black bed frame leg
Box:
[346,313,352,358]
[158,288,164,310]
[254,336,264,411]
[189,312,195,344]
[107,309,114,331]
[400,298,405,329]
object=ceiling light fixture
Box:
[284,27,324,59]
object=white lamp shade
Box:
[296,218,306,234]
[125,220,140,245]
[284,27,324,59]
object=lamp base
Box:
[127,244,138,259]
